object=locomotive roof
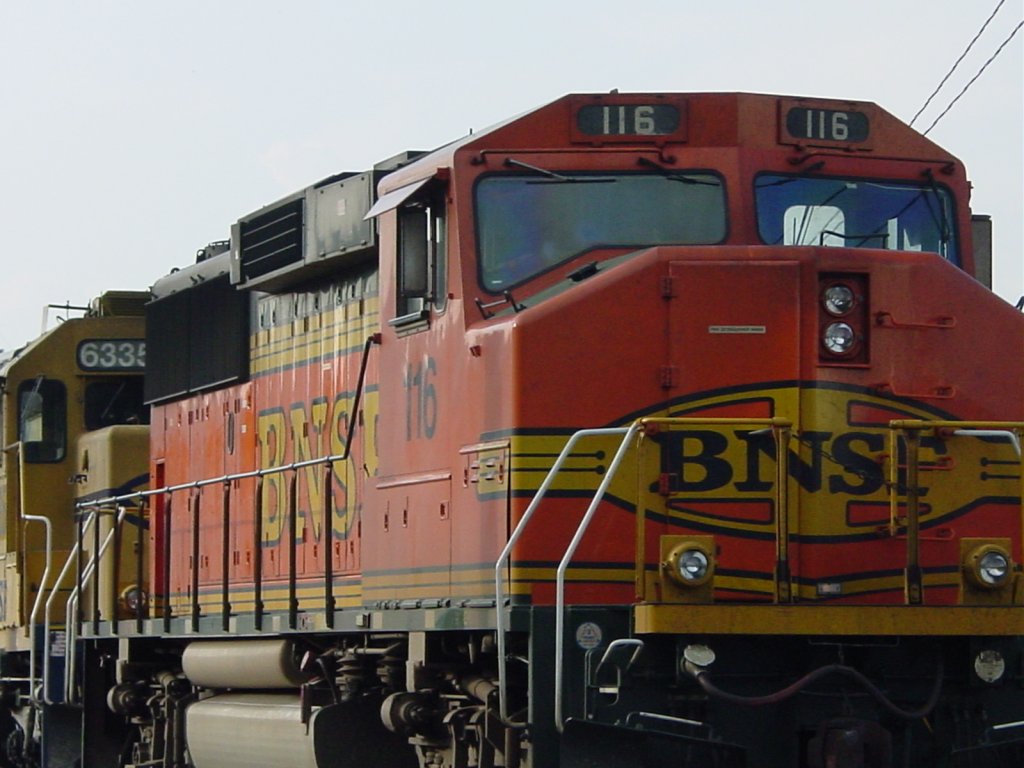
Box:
[149,91,964,294]
[150,249,232,300]
[378,91,957,195]
[0,290,147,377]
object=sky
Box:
[0,0,1020,353]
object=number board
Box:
[779,99,873,148]
[77,339,146,371]
[570,96,687,143]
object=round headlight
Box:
[823,284,855,316]
[678,550,709,582]
[121,585,148,613]
[978,551,1010,586]
[664,542,714,588]
[823,322,856,354]
[964,544,1013,590]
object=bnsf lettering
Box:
[258,408,288,543]
[257,392,377,546]
[657,430,946,497]
[290,397,329,541]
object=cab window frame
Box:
[84,375,149,431]
[392,186,449,330]
[17,377,67,464]
[753,171,959,264]
[472,168,728,294]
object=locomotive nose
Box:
[655,254,803,600]
[663,257,801,395]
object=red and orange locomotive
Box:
[7,92,1024,768]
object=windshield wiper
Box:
[503,158,615,184]
[754,161,827,189]
[636,156,722,186]
[921,169,951,245]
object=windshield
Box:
[755,174,957,262]
[476,171,726,290]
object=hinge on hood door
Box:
[660,275,676,299]
[660,366,677,389]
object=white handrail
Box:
[554,423,642,731]
[24,512,52,706]
[495,416,792,732]
[41,510,97,705]
[494,427,630,723]
[63,505,127,704]
[951,429,1021,458]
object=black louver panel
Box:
[239,198,304,281]
[145,276,249,405]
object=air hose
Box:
[683,648,944,721]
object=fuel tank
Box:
[186,694,340,768]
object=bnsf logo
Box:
[658,429,945,498]
[256,392,379,545]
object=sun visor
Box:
[364,177,434,220]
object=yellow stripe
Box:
[250,304,381,374]
[635,603,1024,635]
[715,574,775,595]
[363,568,495,590]
[251,312,379,360]
[509,567,635,584]
[792,572,959,600]
[175,581,363,612]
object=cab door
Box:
[368,181,455,601]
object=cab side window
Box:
[84,377,148,430]
[395,192,447,324]
[18,378,66,463]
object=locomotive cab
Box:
[345,93,1023,765]
[0,292,149,642]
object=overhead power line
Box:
[922,18,1023,136]
[909,0,1006,127]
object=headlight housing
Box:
[818,274,868,364]
[121,584,149,613]
[823,284,855,316]
[823,322,857,355]
[977,551,1010,586]
[964,543,1013,590]
[664,541,714,588]
[677,550,709,582]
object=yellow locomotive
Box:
[0,292,148,763]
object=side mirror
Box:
[398,207,429,299]
[971,214,992,289]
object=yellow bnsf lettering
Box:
[328,397,349,538]
[258,408,287,543]
[290,399,328,540]
[257,390,381,546]
[327,394,355,539]
[659,429,947,496]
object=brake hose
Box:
[686,659,944,721]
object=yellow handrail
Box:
[632,417,793,603]
[887,420,1024,605]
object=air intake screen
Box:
[238,198,304,282]
[145,276,249,404]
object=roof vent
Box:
[230,171,384,291]
[88,291,150,317]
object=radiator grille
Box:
[238,198,304,281]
